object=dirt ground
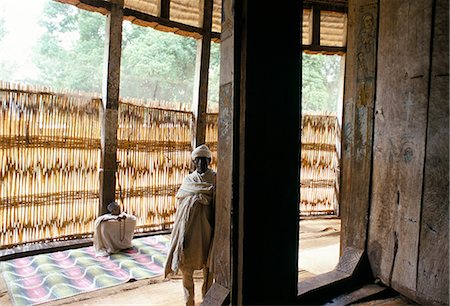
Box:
[0,217,341,306]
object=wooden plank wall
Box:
[416,0,449,304]
[213,0,234,291]
[340,0,378,252]
[367,0,448,304]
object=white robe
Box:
[93,212,137,256]
[164,169,216,277]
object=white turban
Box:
[191,144,212,160]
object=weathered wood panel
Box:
[213,0,234,290]
[202,282,230,305]
[340,0,378,252]
[368,0,433,299]
[416,0,449,304]
[325,284,387,306]
[191,0,213,148]
[99,0,123,214]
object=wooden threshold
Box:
[297,247,374,304]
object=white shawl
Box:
[93,212,137,256]
[164,169,215,277]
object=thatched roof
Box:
[122,0,222,31]
[304,0,348,10]
[57,0,347,51]
[303,1,348,54]
[320,10,347,47]
[57,0,222,41]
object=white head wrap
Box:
[191,144,212,160]
[107,201,120,213]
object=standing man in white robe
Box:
[93,201,137,256]
[164,144,216,306]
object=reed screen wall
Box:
[300,114,339,216]
[0,82,101,248]
[0,83,338,248]
[116,103,193,233]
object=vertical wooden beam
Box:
[160,0,170,19]
[417,0,449,304]
[368,0,433,299]
[312,6,321,48]
[340,0,378,252]
[99,0,123,215]
[214,0,234,293]
[192,0,213,148]
[234,1,301,304]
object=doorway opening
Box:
[299,52,346,282]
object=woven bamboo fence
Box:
[0,82,338,248]
[115,106,218,234]
[0,82,222,248]
[300,114,339,216]
[0,82,101,248]
[116,102,193,233]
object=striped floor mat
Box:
[1,235,170,306]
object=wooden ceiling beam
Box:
[302,45,346,54]
[58,0,220,40]
[303,0,348,12]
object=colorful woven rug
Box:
[1,234,170,306]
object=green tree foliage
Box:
[208,42,220,107]
[34,1,104,93]
[302,53,343,113]
[33,1,212,105]
[120,23,197,103]
[32,2,341,112]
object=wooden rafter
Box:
[57,0,221,40]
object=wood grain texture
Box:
[100,1,123,214]
[298,247,364,296]
[368,0,433,298]
[214,83,233,289]
[213,0,235,290]
[325,284,387,306]
[340,0,378,252]
[202,282,230,305]
[416,0,449,304]
[191,0,213,148]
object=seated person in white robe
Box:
[164,144,216,306]
[93,201,137,256]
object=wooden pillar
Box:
[230,1,301,304]
[312,6,321,48]
[99,0,123,215]
[213,0,234,292]
[192,0,213,148]
[160,0,170,19]
[340,0,378,252]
